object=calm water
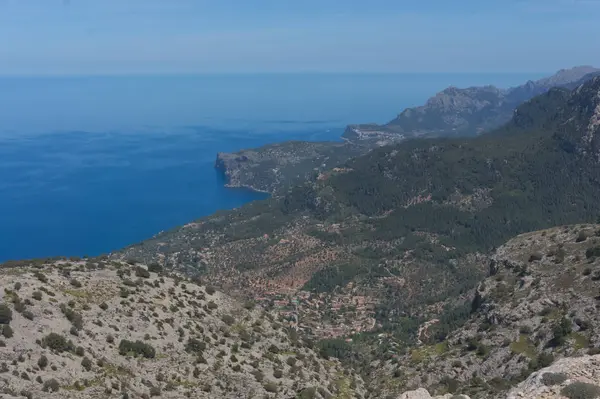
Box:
[0,73,543,261]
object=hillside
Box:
[121,76,600,355]
[374,224,600,398]
[0,260,365,398]
[216,66,598,194]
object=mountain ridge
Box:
[216,66,599,194]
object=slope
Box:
[121,77,600,349]
[0,259,365,399]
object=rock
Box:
[507,354,600,399]
[398,388,433,399]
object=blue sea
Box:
[0,73,543,261]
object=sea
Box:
[0,73,544,261]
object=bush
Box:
[542,372,568,386]
[529,252,543,262]
[221,315,235,326]
[185,338,206,354]
[273,369,283,379]
[34,272,48,283]
[70,278,82,288]
[81,356,92,371]
[2,325,13,338]
[134,266,150,279]
[0,304,12,324]
[205,286,216,295]
[32,291,43,301]
[148,262,163,273]
[38,355,48,369]
[43,333,73,353]
[263,382,278,393]
[99,302,108,311]
[43,379,60,392]
[23,311,34,321]
[13,282,22,291]
[561,381,600,399]
[60,304,83,330]
[118,340,156,359]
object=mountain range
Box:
[216,66,599,194]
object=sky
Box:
[0,0,598,75]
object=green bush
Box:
[561,381,600,399]
[81,356,92,371]
[185,338,206,353]
[148,262,163,273]
[134,266,150,278]
[43,379,60,392]
[542,372,568,386]
[118,340,156,359]
[205,286,216,295]
[221,315,235,326]
[43,333,73,353]
[0,304,12,324]
[2,325,13,338]
[70,279,82,288]
[263,382,278,393]
[38,355,48,369]
[32,291,43,301]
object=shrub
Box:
[148,263,163,273]
[205,286,216,295]
[34,272,48,283]
[60,304,83,330]
[542,372,568,386]
[273,369,283,379]
[43,333,73,353]
[99,302,108,311]
[207,301,218,310]
[42,379,60,392]
[75,346,85,356]
[221,315,235,326]
[2,325,13,338]
[586,246,600,259]
[23,311,34,321]
[118,340,156,359]
[134,266,150,279]
[13,282,22,291]
[561,381,600,399]
[529,253,543,262]
[576,231,588,242]
[70,278,82,288]
[81,356,92,371]
[264,382,278,393]
[0,304,12,324]
[185,338,206,353]
[38,355,48,369]
[32,291,43,301]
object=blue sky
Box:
[0,0,598,75]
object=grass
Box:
[510,335,537,359]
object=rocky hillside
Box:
[0,260,365,398]
[216,66,598,194]
[372,224,600,398]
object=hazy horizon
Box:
[0,0,598,75]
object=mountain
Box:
[373,224,600,398]
[216,66,599,194]
[122,76,600,356]
[344,65,600,141]
[0,259,365,398]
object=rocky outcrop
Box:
[507,355,600,399]
[398,388,471,399]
